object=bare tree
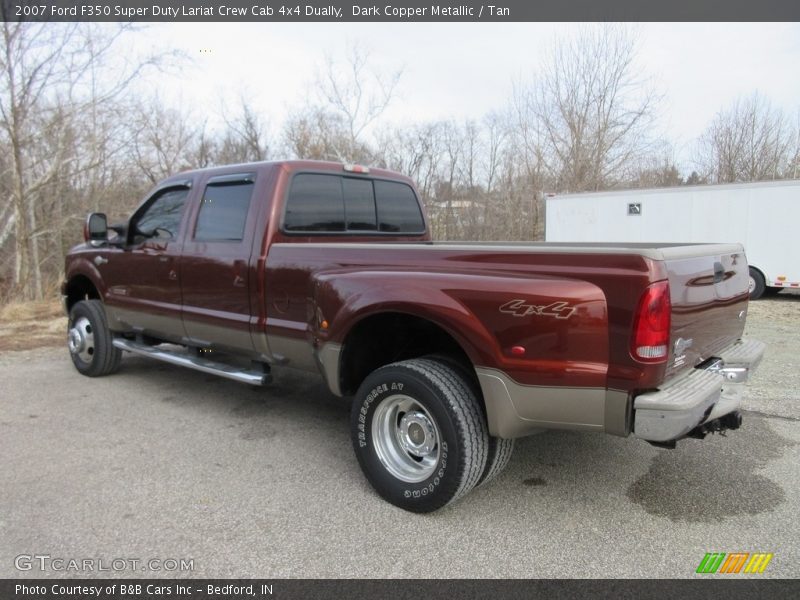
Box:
[514,26,659,193]
[630,141,683,188]
[481,112,507,195]
[217,97,271,164]
[695,93,797,183]
[131,99,198,184]
[284,44,401,164]
[0,23,76,299]
[0,22,167,299]
[316,44,402,151]
[284,106,375,163]
[378,121,445,200]
[377,117,542,242]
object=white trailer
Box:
[545,179,800,299]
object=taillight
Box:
[630,280,671,363]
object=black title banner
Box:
[1,0,799,22]
[2,579,800,600]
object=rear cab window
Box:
[283,173,424,235]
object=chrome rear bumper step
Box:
[633,336,765,443]
[113,338,270,386]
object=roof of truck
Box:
[168,159,413,185]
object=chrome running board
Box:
[113,338,270,386]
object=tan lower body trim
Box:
[476,367,629,439]
[316,342,343,396]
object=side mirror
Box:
[84,213,108,247]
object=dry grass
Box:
[0,300,65,352]
[0,300,63,322]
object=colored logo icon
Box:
[696,552,773,574]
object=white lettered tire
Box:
[426,354,515,487]
[351,358,489,512]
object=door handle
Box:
[233,260,246,288]
[93,256,108,266]
[713,261,725,284]
[159,256,170,263]
[168,269,178,281]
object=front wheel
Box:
[67,299,121,377]
[351,358,489,513]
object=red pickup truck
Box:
[63,160,765,512]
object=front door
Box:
[103,184,193,341]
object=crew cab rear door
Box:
[179,171,261,352]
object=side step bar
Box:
[112,338,271,386]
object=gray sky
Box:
[134,22,800,169]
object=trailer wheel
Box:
[351,358,489,513]
[68,300,121,377]
[748,267,766,300]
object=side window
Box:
[194,181,254,241]
[134,187,190,241]
[375,180,425,233]
[343,177,376,231]
[284,174,345,232]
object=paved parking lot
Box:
[1,293,798,578]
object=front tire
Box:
[351,358,489,512]
[68,299,121,377]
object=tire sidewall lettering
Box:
[356,376,453,500]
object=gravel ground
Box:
[741,292,799,419]
[0,291,797,579]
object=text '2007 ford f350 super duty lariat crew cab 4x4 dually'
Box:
[63,160,765,512]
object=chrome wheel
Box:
[372,394,440,483]
[68,316,95,364]
[748,276,756,294]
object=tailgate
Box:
[660,244,750,379]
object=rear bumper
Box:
[633,338,765,443]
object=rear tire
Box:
[351,358,489,513]
[748,267,766,300]
[68,300,121,377]
[426,354,515,487]
[478,436,515,487]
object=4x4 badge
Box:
[499,299,576,319]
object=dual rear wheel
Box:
[351,357,514,513]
